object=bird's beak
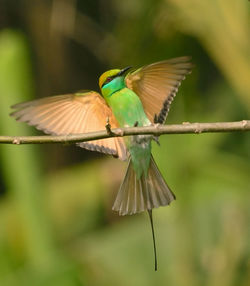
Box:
[117,66,132,76]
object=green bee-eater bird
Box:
[11,56,192,270]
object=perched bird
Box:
[11,57,192,270]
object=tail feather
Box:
[112,156,175,216]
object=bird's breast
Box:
[106,88,151,128]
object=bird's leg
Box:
[134,121,139,127]
[105,117,115,136]
[154,114,158,124]
[153,114,160,145]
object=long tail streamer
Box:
[148,209,158,271]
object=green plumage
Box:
[102,76,152,179]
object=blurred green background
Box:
[0,0,249,285]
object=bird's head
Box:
[99,66,132,91]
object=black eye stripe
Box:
[102,75,115,87]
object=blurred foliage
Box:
[0,0,249,285]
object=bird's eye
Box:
[102,76,114,88]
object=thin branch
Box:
[0,120,249,145]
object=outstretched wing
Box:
[125,57,192,124]
[10,91,127,160]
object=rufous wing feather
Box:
[125,57,193,123]
[10,91,127,160]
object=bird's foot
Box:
[134,121,139,127]
[105,117,115,136]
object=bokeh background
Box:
[0,0,249,285]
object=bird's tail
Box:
[112,155,175,271]
[112,155,176,216]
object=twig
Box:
[0,120,249,145]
